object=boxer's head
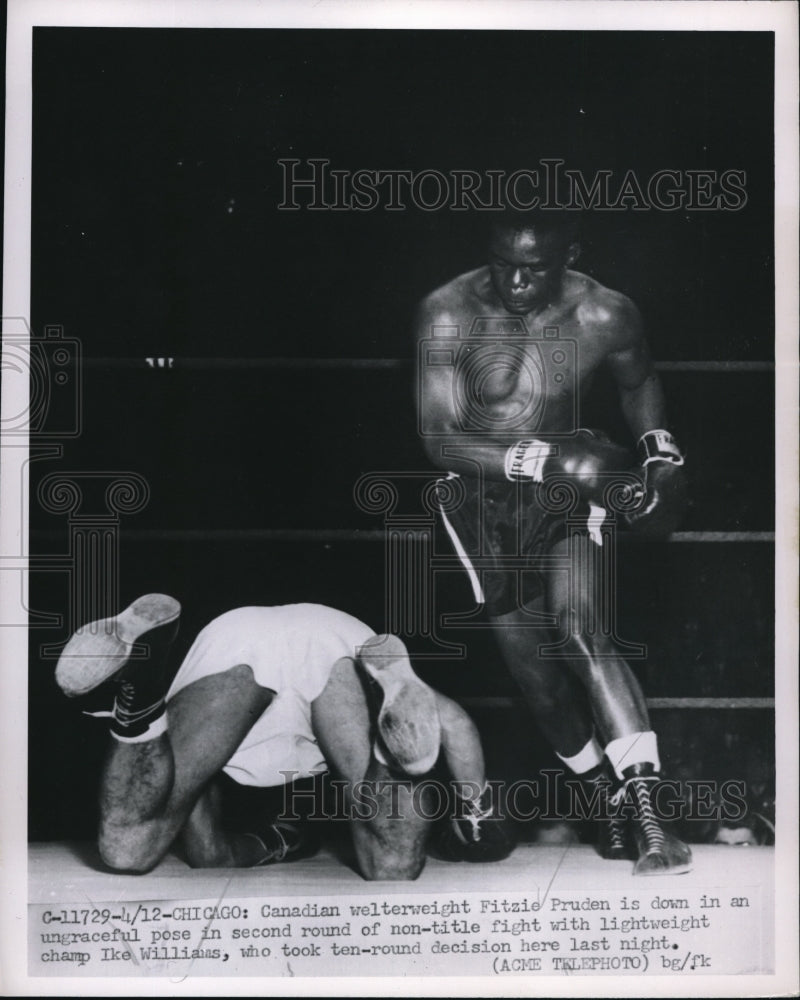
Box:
[488,210,580,315]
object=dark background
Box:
[28,29,774,841]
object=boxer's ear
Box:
[565,241,581,267]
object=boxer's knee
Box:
[352,820,428,881]
[98,825,163,874]
[183,839,231,869]
[359,845,426,882]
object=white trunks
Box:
[166,604,375,787]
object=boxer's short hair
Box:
[488,207,581,248]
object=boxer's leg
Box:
[98,665,274,872]
[365,641,515,863]
[56,596,276,872]
[433,690,516,862]
[178,771,319,869]
[545,536,649,743]
[311,655,432,880]
[491,598,620,849]
[311,643,512,879]
[490,597,595,756]
[546,535,691,874]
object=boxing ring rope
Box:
[84,358,775,372]
[30,356,773,716]
[460,697,775,710]
[30,529,774,542]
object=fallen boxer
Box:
[56,595,514,879]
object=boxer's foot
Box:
[56,594,181,696]
[622,766,692,875]
[358,634,441,776]
[56,594,181,739]
[434,785,515,863]
[247,820,321,867]
[581,764,636,861]
[599,812,636,861]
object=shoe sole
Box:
[357,634,441,776]
[633,844,693,876]
[633,860,693,876]
[55,594,181,697]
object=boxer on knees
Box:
[416,209,691,874]
[56,596,513,880]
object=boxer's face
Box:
[489,226,574,315]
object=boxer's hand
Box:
[558,429,632,481]
[556,429,635,506]
[505,429,633,507]
[624,431,688,537]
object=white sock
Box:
[605,731,660,780]
[111,713,168,744]
[556,735,604,775]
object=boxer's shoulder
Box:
[569,273,643,351]
[416,267,488,329]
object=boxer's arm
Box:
[604,297,687,535]
[415,298,630,485]
[414,298,517,479]
[604,299,669,438]
[417,380,514,479]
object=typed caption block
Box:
[30,885,767,978]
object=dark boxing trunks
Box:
[217,771,327,830]
[437,473,605,617]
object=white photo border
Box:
[2,1,797,996]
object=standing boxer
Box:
[415,209,691,874]
[56,595,513,879]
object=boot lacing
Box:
[599,782,628,852]
[454,787,494,844]
[624,776,666,856]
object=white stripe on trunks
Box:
[438,476,485,605]
[587,503,607,547]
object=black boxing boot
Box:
[620,763,692,875]
[245,820,321,867]
[579,762,635,861]
[434,784,516,863]
[56,594,181,740]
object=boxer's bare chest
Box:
[448,301,608,435]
